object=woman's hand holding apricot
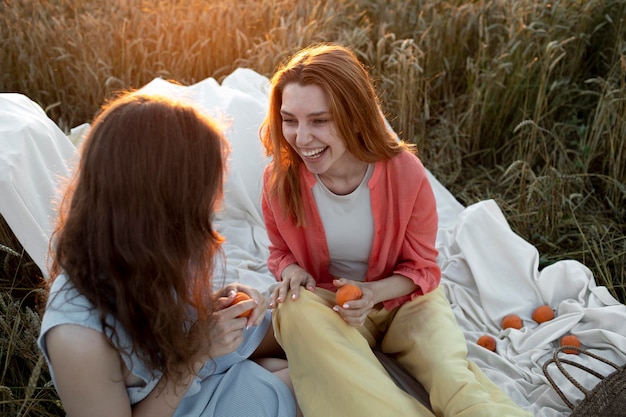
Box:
[332,279,375,327]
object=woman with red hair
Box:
[39,93,297,417]
[261,43,531,417]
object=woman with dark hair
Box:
[38,93,297,417]
[261,43,531,417]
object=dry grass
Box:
[0,219,60,416]
[1,0,625,414]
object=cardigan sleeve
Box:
[376,153,441,310]
[393,172,440,292]
[261,167,299,282]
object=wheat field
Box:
[1,0,625,414]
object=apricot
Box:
[335,284,363,307]
[232,291,253,318]
[502,314,523,330]
[560,335,581,354]
[477,335,497,352]
[532,305,555,324]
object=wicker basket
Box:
[542,345,626,416]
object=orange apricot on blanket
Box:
[232,291,253,318]
[560,335,581,354]
[477,335,497,352]
[335,284,363,307]
[502,314,523,330]
[532,305,555,324]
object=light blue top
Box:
[38,274,296,416]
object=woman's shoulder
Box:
[390,150,425,169]
[45,321,111,357]
[39,275,150,381]
[376,151,427,180]
[40,274,104,342]
[45,274,97,317]
[43,322,130,412]
[38,276,111,381]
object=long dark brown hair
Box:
[49,93,228,382]
[260,43,414,226]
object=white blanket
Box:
[0,94,77,270]
[1,69,624,416]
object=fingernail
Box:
[333,306,339,312]
[291,293,297,300]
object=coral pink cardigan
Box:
[262,151,441,310]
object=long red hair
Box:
[260,43,414,226]
[49,93,228,382]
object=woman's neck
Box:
[317,159,369,195]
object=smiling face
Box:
[280,83,356,177]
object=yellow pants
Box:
[272,287,532,417]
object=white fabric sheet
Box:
[0,94,77,274]
[1,69,625,416]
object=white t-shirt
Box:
[312,164,374,281]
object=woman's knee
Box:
[272,289,334,341]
